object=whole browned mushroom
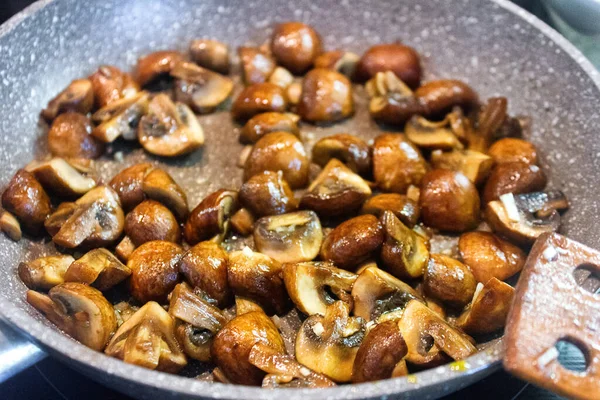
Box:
[109,163,155,211]
[92,91,150,142]
[320,215,384,270]
[430,149,493,186]
[311,134,371,177]
[190,39,230,74]
[468,97,508,152]
[41,79,94,122]
[184,189,238,245]
[47,186,125,249]
[297,68,354,123]
[300,159,372,217]
[423,254,477,308]
[105,301,187,372]
[47,112,105,159]
[88,65,140,108]
[178,241,232,307]
[488,138,538,165]
[360,193,420,227]
[128,240,183,303]
[142,168,189,221]
[125,200,180,247]
[240,112,300,144]
[27,282,116,351]
[372,133,428,193]
[134,50,185,86]
[380,211,430,280]
[270,22,322,75]
[239,171,297,217]
[354,43,422,89]
[482,162,547,204]
[64,248,131,291]
[2,169,52,235]
[171,61,234,113]
[419,169,481,232]
[227,248,289,315]
[458,231,526,283]
[18,255,74,290]
[415,79,479,117]
[211,310,286,385]
[232,83,288,120]
[238,47,277,85]
[25,158,97,198]
[138,94,205,157]
[243,131,309,189]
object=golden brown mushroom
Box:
[231,83,288,120]
[134,50,185,86]
[105,301,187,372]
[138,94,205,157]
[239,171,297,217]
[300,159,372,217]
[240,112,300,144]
[142,168,189,221]
[297,68,354,123]
[128,240,183,303]
[354,43,422,89]
[125,200,181,246]
[360,193,419,227]
[91,91,150,142]
[64,248,131,291]
[415,79,479,117]
[423,255,477,308]
[311,134,371,177]
[488,138,538,165]
[190,39,230,74]
[2,169,52,235]
[243,131,309,189]
[18,255,74,290]
[229,208,255,236]
[0,211,21,241]
[171,61,234,113]
[405,114,464,150]
[47,112,105,159]
[25,158,97,197]
[27,283,116,351]
[482,162,547,204]
[270,22,322,74]
[184,189,238,245]
[268,66,294,89]
[238,46,277,85]
[88,65,140,108]
[109,163,154,212]
[41,79,94,122]
[430,149,493,186]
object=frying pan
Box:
[0,0,599,398]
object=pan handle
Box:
[0,318,46,383]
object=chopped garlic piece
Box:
[242,246,254,257]
[543,246,558,262]
[311,322,325,336]
[537,346,558,367]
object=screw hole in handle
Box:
[555,337,589,373]
[573,264,600,295]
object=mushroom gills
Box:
[171,61,234,113]
[64,248,131,291]
[92,92,150,142]
[26,158,97,197]
[18,255,75,290]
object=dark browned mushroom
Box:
[229,208,255,236]
[25,158,97,197]
[41,79,94,122]
[18,255,74,290]
[271,22,322,75]
[134,50,185,86]
[240,112,300,144]
[88,65,140,108]
[311,134,371,177]
[360,193,420,227]
[47,112,105,159]
[423,254,477,308]
[488,138,538,165]
[232,83,288,120]
[190,39,230,74]
[64,248,131,291]
[297,68,354,123]
[2,169,52,235]
[238,46,277,85]
[430,149,493,186]
[184,189,238,245]
[482,162,547,204]
[415,79,479,117]
[171,61,234,113]
[142,168,189,221]
[109,163,155,212]
[239,171,297,217]
[125,200,181,246]
[354,43,422,89]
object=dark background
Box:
[0,0,577,399]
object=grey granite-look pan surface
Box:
[0,0,599,399]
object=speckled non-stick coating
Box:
[0,0,599,399]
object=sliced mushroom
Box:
[109,163,155,211]
[415,79,479,117]
[184,189,238,245]
[41,79,94,122]
[230,208,255,236]
[456,277,515,335]
[114,301,139,326]
[2,169,52,235]
[240,112,300,144]
[352,320,408,383]
[138,94,205,157]
[311,134,371,177]
[271,22,322,74]
[405,114,464,150]
[142,168,189,221]
[320,215,384,270]
[190,39,230,74]
[295,301,365,382]
[250,343,335,388]
[18,255,74,290]
[430,149,493,186]
[47,112,105,159]
[360,193,419,227]
[238,47,277,85]
[26,158,97,197]
[243,132,309,189]
[125,200,181,246]
[458,231,526,283]
[297,68,354,123]
[169,282,227,361]
[268,66,294,89]
[64,248,131,291]
[354,43,422,89]
[212,310,286,385]
[366,70,413,99]
[468,97,507,152]
[380,211,429,280]
[283,261,357,316]
[483,162,547,204]
[314,50,359,77]
[91,91,150,142]
[44,202,77,237]
[300,159,371,217]
[235,296,265,316]
[398,300,476,364]
[135,50,185,86]
[485,191,568,245]
[178,241,232,307]
[232,83,288,120]
[372,133,428,193]
[369,92,425,126]
[128,240,182,303]
[48,186,124,249]
[419,169,481,232]
[88,65,140,108]
[105,301,187,372]
[423,255,476,308]
[227,248,288,314]
[171,61,234,113]
[239,171,297,217]
[0,211,21,241]
[115,236,136,263]
[351,265,422,322]
[27,282,116,351]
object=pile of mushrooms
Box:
[2,21,570,389]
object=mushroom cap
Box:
[430,149,493,186]
[238,46,276,85]
[271,22,322,74]
[360,193,420,227]
[414,79,479,117]
[48,112,105,159]
[483,162,547,204]
[109,163,155,212]
[232,83,288,121]
[311,134,372,177]
[488,138,538,165]
[64,248,131,291]
[354,43,422,89]
[239,171,297,217]
[142,168,189,221]
[89,65,140,108]
[41,79,94,122]
[125,200,181,246]
[184,189,238,245]
[18,255,74,290]
[423,254,477,308]
[2,169,52,235]
[297,68,354,123]
[240,112,300,144]
[190,39,230,75]
[135,50,185,86]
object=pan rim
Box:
[0,0,598,398]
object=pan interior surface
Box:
[0,0,599,399]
